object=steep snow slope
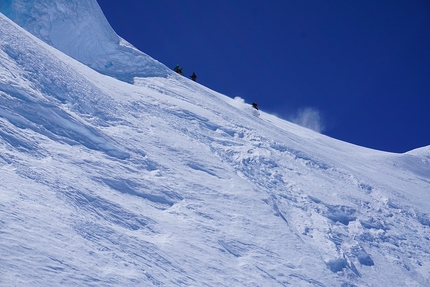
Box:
[1,4,430,287]
[0,0,169,82]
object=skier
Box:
[190,72,197,81]
[174,65,183,75]
[252,102,259,110]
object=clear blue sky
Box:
[97,0,430,153]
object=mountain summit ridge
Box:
[0,0,170,82]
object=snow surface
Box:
[1,1,430,286]
[0,0,170,82]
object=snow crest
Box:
[0,0,170,82]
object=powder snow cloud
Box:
[290,107,325,133]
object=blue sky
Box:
[97,0,430,153]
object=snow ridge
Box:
[0,0,170,82]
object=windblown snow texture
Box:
[0,0,170,82]
[1,1,430,286]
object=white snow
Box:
[1,1,429,286]
[0,0,169,82]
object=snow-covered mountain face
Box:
[0,0,169,82]
[1,1,430,286]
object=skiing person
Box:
[190,72,197,81]
[252,102,259,110]
[174,65,183,75]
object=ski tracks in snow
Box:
[1,11,429,284]
[130,76,430,285]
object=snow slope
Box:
[0,0,169,82]
[1,1,430,286]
